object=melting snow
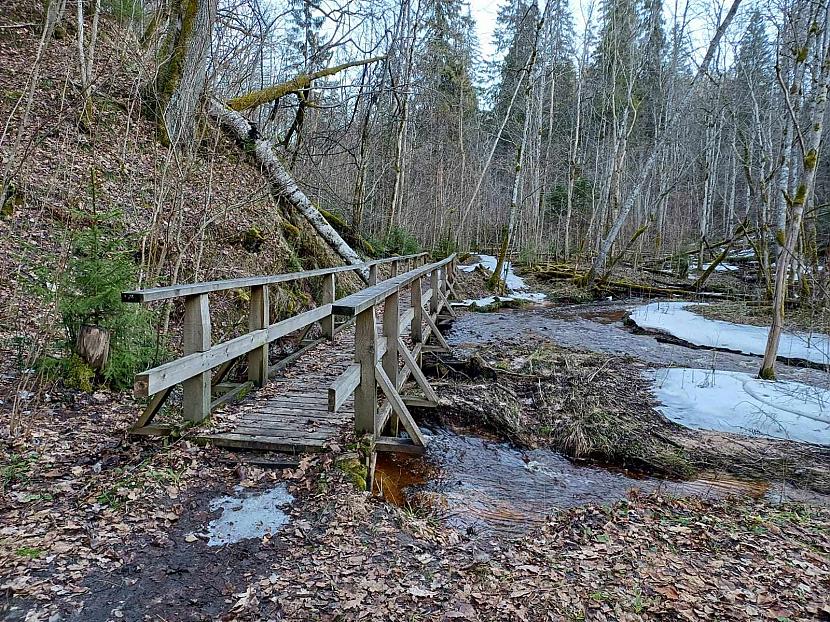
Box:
[205,484,293,546]
[457,254,546,307]
[629,301,830,366]
[650,367,830,446]
[689,261,739,272]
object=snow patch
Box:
[205,484,293,546]
[649,367,830,446]
[688,261,739,272]
[457,254,546,307]
[629,301,830,366]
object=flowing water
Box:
[375,426,770,537]
[374,299,828,537]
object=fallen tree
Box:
[208,99,369,279]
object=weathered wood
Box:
[375,437,426,454]
[382,288,400,389]
[402,396,437,408]
[368,264,378,286]
[321,273,335,339]
[374,363,426,445]
[329,363,360,412]
[248,285,269,386]
[199,433,327,452]
[430,269,439,314]
[76,324,110,370]
[410,276,423,343]
[353,307,377,434]
[397,337,439,403]
[182,294,211,423]
[131,387,172,430]
[438,289,457,318]
[423,311,451,351]
[333,255,455,317]
[210,381,254,410]
[122,254,427,303]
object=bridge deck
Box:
[200,330,357,453]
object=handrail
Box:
[332,254,456,317]
[122,253,428,303]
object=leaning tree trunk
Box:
[208,100,368,279]
[153,0,216,146]
[760,0,830,380]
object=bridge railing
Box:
[328,253,458,453]
[121,253,429,434]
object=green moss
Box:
[16,547,43,559]
[242,226,266,252]
[804,149,818,172]
[759,366,776,381]
[336,457,367,491]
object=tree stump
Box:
[76,325,110,370]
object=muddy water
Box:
[375,427,768,537]
[375,299,830,536]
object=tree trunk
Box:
[153,0,217,146]
[760,0,830,379]
[208,100,368,279]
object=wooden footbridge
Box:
[122,253,459,454]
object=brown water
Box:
[375,426,768,537]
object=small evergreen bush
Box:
[38,172,159,390]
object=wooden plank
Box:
[329,363,360,412]
[354,307,377,435]
[332,255,456,317]
[132,386,172,430]
[423,311,451,351]
[129,424,175,437]
[374,363,426,446]
[397,337,439,403]
[430,269,439,314]
[121,254,428,303]
[248,285,270,386]
[375,436,427,455]
[200,433,328,452]
[437,289,457,318]
[210,381,253,410]
[321,273,335,339]
[266,305,332,342]
[136,306,334,397]
[382,289,400,390]
[410,277,423,343]
[402,397,437,408]
[135,329,268,397]
[399,307,414,335]
[182,294,211,423]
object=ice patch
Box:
[689,261,739,272]
[205,484,293,546]
[649,367,830,446]
[629,301,830,366]
[457,254,546,307]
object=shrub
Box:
[38,172,160,390]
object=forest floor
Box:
[3,266,830,621]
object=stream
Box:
[374,299,830,537]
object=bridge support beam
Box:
[353,306,377,435]
[248,285,270,387]
[182,294,211,423]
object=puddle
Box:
[201,484,293,546]
[375,427,768,536]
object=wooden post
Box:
[354,306,377,435]
[182,294,211,422]
[430,269,439,314]
[368,264,378,286]
[390,260,399,278]
[410,276,423,343]
[248,286,269,386]
[321,273,335,339]
[382,289,400,389]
